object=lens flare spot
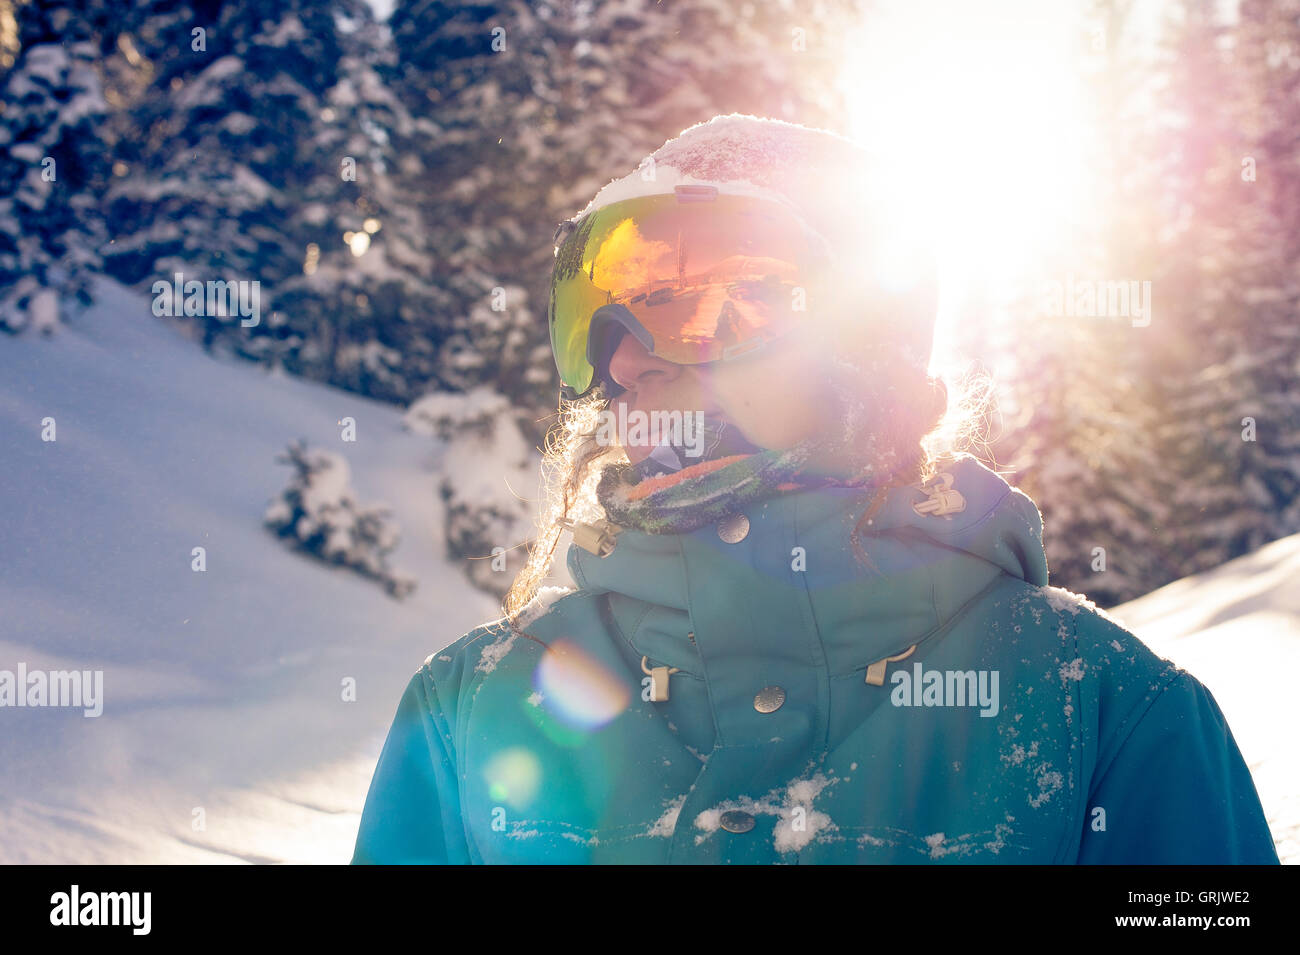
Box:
[535,638,630,729]
[483,747,542,809]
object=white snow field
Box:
[1108,535,1300,865]
[0,278,1292,863]
[0,279,535,863]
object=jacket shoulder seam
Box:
[1089,665,1186,798]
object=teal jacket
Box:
[352,455,1279,863]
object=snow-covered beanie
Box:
[567,114,942,535]
[562,112,941,374]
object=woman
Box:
[352,114,1278,864]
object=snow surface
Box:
[0,279,552,863]
[1109,533,1300,864]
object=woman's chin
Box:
[620,443,652,466]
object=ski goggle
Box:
[548,185,835,400]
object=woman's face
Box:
[605,328,841,465]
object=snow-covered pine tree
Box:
[988,308,1171,606]
[936,0,1300,605]
[102,0,359,359]
[980,0,1172,607]
[1138,0,1300,579]
[0,0,112,333]
[385,0,584,408]
[258,4,445,401]
[1234,0,1300,537]
[265,439,416,598]
[403,385,537,597]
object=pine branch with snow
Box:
[0,29,110,333]
[264,440,416,599]
[404,386,537,598]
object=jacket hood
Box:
[566,453,1048,675]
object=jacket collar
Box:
[566,453,1049,678]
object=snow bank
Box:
[0,278,551,863]
[1110,533,1300,864]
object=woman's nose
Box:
[606,329,682,392]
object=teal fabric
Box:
[352,453,1279,864]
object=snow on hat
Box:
[562,113,940,373]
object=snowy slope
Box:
[0,279,546,863]
[1109,533,1300,864]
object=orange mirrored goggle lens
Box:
[549,188,831,398]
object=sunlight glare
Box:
[836,0,1099,367]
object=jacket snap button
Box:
[719,810,755,833]
[717,512,749,543]
[753,685,786,713]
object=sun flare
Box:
[836,0,1101,372]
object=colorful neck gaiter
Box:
[594,354,909,535]
[630,414,764,481]
[596,427,881,536]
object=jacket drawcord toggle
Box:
[562,517,622,557]
[641,656,680,702]
[912,472,966,518]
[865,644,917,686]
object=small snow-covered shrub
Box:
[404,386,536,597]
[264,440,416,599]
[402,385,511,441]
